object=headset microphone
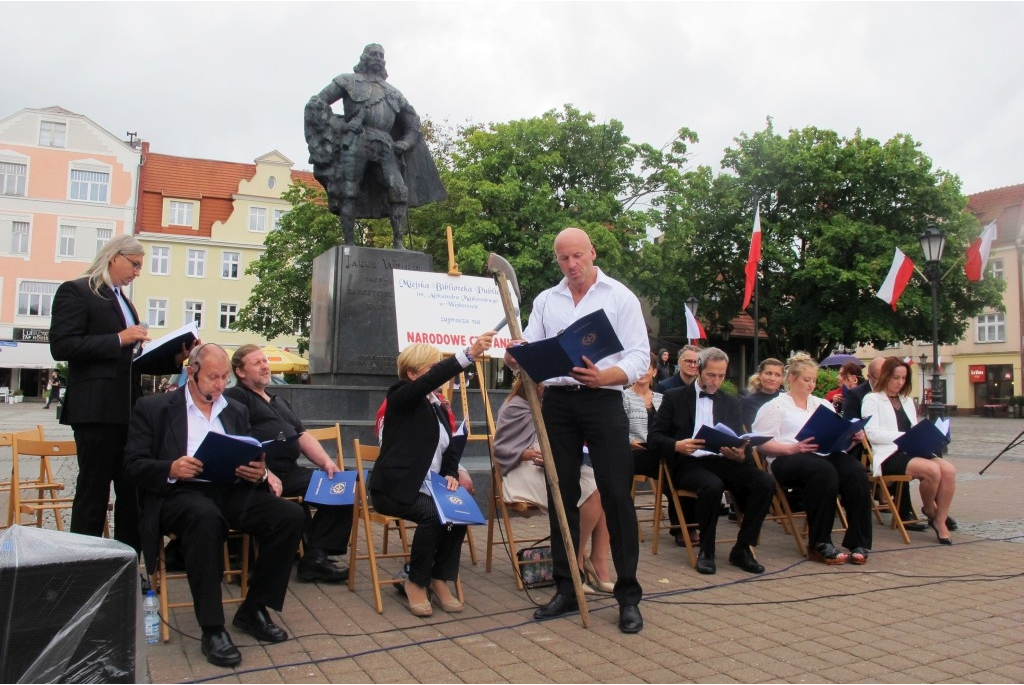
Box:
[190,360,214,402]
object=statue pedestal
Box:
[309,245,432,386]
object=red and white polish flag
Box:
[742,204,761,311]
[877,248,915,311]
[965,221,996,282]
[685,306,707,340]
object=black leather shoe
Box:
[946,516,958,531]
[533,593,578,620]
[201,629,241,667]
[297,549,349,583]
[618,604,644,634]
[232,605,288,643]
[695,551,716,575]
[903,522,928,532]
[728,545,765,574]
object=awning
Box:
[0,341,56,370]
[262,346,309,374]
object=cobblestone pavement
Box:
[3,399,1024,684]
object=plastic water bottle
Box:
[143,590,160,644]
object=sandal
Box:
[808,542,849,565]
[849,547,869,565]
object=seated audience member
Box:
[861,356,957,544]
[494,376,614,593]
[124,344,305,668]
[825,362,863,414]
[224,344,352,582]
[624,353,664,478]
[655,344,700,394]
[371,334,494,617]
[647,347,775,575]
[742,358,785,430]
[753,352,873,565]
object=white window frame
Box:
[990,258,1004,281]
[0,161,27,196]
[273,208,286,230]
[17,280,58,317]
[248,207,267,233]
[150,245,170,275]
[39,121,66,148]
[219,303,239,331]
[69,168,110,203]
[185,300,204,329]
[11,221,29,254]
[221,251,240,279]
[168,201,193,226]
[148,299,168,328]
[976,312,1006,343]
[58,225,76,257]
[186,248,206,277]
[95,227,112,254]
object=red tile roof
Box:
[966,182,1024,247]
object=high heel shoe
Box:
[428,582,464,613]
[404,583,433,617]
[808,542,849,565]
[928,519,953,545]
[582,558,615,593]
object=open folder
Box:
[192,432,299,483]
[894,419,951,458]
[507,309,624,382]
[427,471,485,525]
[135,321,199,372]
[794,405,870,454]
[695,423,772,454]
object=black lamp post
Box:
[919,224,947,419]
[919,353,928,407]
[685,295,699,316]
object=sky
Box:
[4,1,1021,197]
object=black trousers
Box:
[370,489,466,588]
[543,387,641,606]
[770,451,873,550]
[159,483,305,627]
[70,423,141,553]
[277,465,354,555]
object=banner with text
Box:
[393,270,518,356]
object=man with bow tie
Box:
[647,347,775,575]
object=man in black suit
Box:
[655,344,701,394]
[50,235,185,553]
[225,344,352,583]
[647,347,776,575]
[125,344,305,668]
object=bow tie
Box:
[698,390,716,400]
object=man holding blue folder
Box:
[226,344,353,584]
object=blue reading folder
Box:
[427,472,486,525]
[193,432,298,483]
[695,423,772,454]
[507,309,624,382]
[303,470,357,505]
[794,405,870,454]
[894,419,951,458]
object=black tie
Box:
[698,390,716,400]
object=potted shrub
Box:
[12,388,24,403]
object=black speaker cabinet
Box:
[0,526,139,683]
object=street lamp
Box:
[685,295,699,316]
[919,224,947,420]
[919,353,928,407]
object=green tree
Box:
[645,120,1004,359]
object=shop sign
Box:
[969,365,986,383]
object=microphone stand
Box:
[979,429,1024,474]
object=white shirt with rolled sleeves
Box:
[521,267,650,389]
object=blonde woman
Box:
[371,332,495,616]
[753,353,873,565]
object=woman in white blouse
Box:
[861,356,956,544]
[753,353,873,565]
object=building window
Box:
[95,227,112,253]
[11,221,29,254]
[219,303,238,330]
[39,121,66,148]
[990,259,1004,281]
[58,225,76,257]
[150,245,169,275]
[249,207,267,233]
[977,313,1006,343]
[186,248,206,277]
[17,281,58,316]
[0,162,27,196]
[221,251,240,279]
[273,208,287,230]
[69,169,109,203]
[185,301,204,328]
[148,299,167,328]
[168,201,193,226]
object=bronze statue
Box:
[304,44,446,249]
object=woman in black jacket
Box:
[370,332,494,617]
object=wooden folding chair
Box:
[484,437,549,590]
[656,459,742,567]
[285,423,346,558]
[860,438,923,544]
[152,532,250,643]
[1,426,45,528]
[10,437,75,530]
[752,448,808,556]
[631,472,662,544]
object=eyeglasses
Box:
[682,359,699,366]
[120,253,143,272]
